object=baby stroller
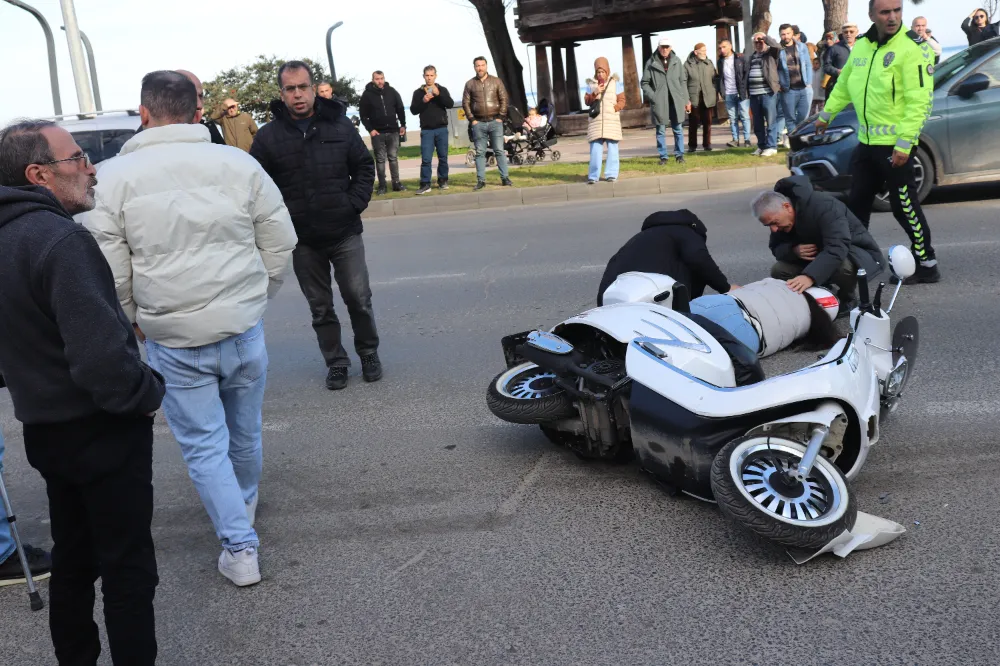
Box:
[510,106,560,165]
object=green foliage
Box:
[203,55,361,123]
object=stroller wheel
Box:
[465,149,476,168]
[526,154,537,165]
[552,150,562,162]
[536,152,545,162]
[511,154,523,166]
[488,155,497,167]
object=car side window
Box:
[974,54,1000,89]
[71,131,101,164]
[101,130,135,161]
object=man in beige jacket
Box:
[210,97,258,152]
[80,71,297,588]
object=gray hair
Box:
[0,119,56,187]
[140,70,197,123]
[751,190,791,220]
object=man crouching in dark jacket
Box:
[0,120,165,664]
[755,176,884,307]
[250,61,380,391]
[598,209,737,306]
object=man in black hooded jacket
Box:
[359,70,407,195]
[597,209,736,306]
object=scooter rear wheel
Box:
[711,435,857,551]
[487,363,576,425]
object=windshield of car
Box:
[935,43,999,89]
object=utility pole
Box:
[326,21,343,84]
[2,0,62,115]
[743,0,754,48]
[58,0,95,114]
[61,27,101,111]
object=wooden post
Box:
[534,45,552,110]
[551,46,569,115]
[715,22,731,121]
[621,35,642,110]
[641,33,653,70]
[565,43,581,112]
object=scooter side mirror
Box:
[887,245,916,281]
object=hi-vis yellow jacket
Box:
[820,25,935,154]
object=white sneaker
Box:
[752,148,763,156]
[218,547,261,587]
[246,495,258,527]
[761,148,778,157]
[783,135,791,150]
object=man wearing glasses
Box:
[250,61,380,391]
[210,97,258,152]
[0,120,166,664]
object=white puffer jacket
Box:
[730,278,811,358]
[80,124,298,348]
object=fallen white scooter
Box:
[486,246,919,550]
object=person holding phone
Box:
[410,65,454,195]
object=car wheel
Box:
[873,145,933,213]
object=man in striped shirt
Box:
[743,32,783,157]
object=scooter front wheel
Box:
[486,363,576,425]
[711,435,857,551]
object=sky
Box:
[0,0,972,127]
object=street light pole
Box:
[2,0,62,115]
[58,0,95,115]
[61,26,101,111]
[326,21,344,84]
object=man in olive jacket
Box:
[641,36,691,165]
[754,176,884,304]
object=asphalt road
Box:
[2,183,999,665]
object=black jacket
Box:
[823,38,851,90]
[598,209,731,306]
[769,177,885,285]
[962,17,1000,45]
[250,96,375,248]
[716,52,749,99]
[359,82,406,133]
[0,186,165,425]
[409,84,454,130]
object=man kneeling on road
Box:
[598,209,738,306]
[754,176,884,311]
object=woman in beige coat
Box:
[584,57,626,184]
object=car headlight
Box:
[798,127,855,145]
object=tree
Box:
[821,0,850,33]
[467,0,529,115]
[752,0,772,35]
[203,55,361,123]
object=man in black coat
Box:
[250,61,379,391]
[359,70,407,195]
[0,120,165,664]
[409,65,454,195]
[597,209,736,306]
[756,176,885,302]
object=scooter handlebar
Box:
[857,268,871,312]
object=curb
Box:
[362,165,790,219]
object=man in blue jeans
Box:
[82,71,297,587]
[0,424,53,586]
[642,36,692,164]
[716,39,751,147]
[410,65,454,195]
[462,56,512,190]
[744,32,782,156]
[778,23,813,136]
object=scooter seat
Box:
[682,313,766,387]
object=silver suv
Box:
[48,110,141,167]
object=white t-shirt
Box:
[722,55,737,95]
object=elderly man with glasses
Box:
[209,96,258,152]
[0,119,166,665]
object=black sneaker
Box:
[837,297,858,319]
[606,177,617,183]
[500,178,513,187]
[675,155,686,164]
[438,179,449,190]
[375,185,387,196]
[415,184,432,195]
[658,157,669,166]
[325,366,348,391]
[361,353,383,383]
[892,264,942,285]
[473,181,487,191]
[392,182,407,192]
[0,545,52,586]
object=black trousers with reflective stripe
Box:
[846,143,936,263]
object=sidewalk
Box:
[393,124,755,180]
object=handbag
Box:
[589,96,602,118]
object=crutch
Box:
[0,471,44,611]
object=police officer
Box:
[817,0,939,284]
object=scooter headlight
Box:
[885,357,908,397]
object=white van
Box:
[46,110,142,167]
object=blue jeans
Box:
[420,126,449,186]
[655,123,685,159]
[0,430,13,564]
[780,88,810,131]
[724,94,751,144]
[689,295,761,356]
[588,140,620,181]
[145,319,268,553]
[749,93,778,149]
[473,120,509,181]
